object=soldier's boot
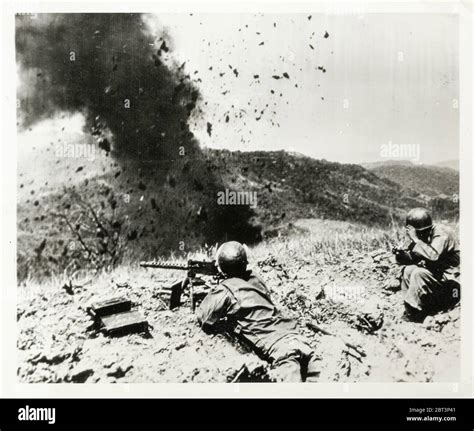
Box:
[304,354,322,382]
[271,357,303,382]
[401,302,426,323]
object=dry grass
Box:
[250,219,399,265]
[18,218,459,296]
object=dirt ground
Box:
[17,220,460,383]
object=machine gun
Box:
[140,259,222,311]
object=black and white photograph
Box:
[2,1,472,409]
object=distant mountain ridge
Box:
[363,161,459,198]
[204,150,459,226]
[434,159,459,171]
[17,145,459,281]
[363,159,459,171]
[361,160,416,169]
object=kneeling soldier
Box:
[393,208,460,322]
[196,241,320,382]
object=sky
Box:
[18,12,459,166]
[148,12,459,165]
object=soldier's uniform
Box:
[196,270,320,382]
[397,224,460,313]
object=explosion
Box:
[16,13,200,160]
[16,14,262,280]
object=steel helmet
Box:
[406,208,433,231]
[216,241,248,276]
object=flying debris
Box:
[324,31,330,38]
[152,55,161,67]
[206,122,213,137]
[98,138,111,153]
[158,40,169,54]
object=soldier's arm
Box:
[196,285,234,332]
[394,248,417,265]
[393,238,423,265]
[253,273,272,296]
[411,230,450,262]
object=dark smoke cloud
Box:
[16,13,262,247]
[16,13,200,160]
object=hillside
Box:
[204,149,422,227]
[17,133,458,282]
[17,218,460,383]
[435,159,459,171]
[365,162,459,198]
[361,160,415,169]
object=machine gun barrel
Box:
[139,260,190,270]
[139,259,218,273]
[140,258,220,312]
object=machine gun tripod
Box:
[140,259,222,311]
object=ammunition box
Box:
[100,310,148,336]
[169,280,183,310]
[89,297,132,318]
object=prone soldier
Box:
[196,241,322,382]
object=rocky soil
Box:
[18,237,460,383]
